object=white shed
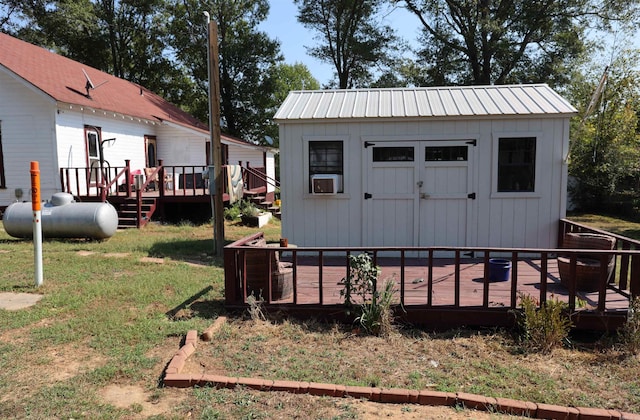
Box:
[274,85,577,250]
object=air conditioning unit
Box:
[311,174,339,195]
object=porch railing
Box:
[59,162,271,201]
[224,222,640,330]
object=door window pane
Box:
[373,146,414,162]
[425,146,467,161]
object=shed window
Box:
[309,141,343,193]
[373,147,414,162]
[0,121,5,188]
[497,137,536,192]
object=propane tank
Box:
[3,192,118,239]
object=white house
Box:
[274,85,577,250]
[0,32,275,211]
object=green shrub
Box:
[513,293,572,354]
[339,253,398,337]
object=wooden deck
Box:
[224,220,640,331]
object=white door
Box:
[364,140,474,251]
[418,141,473,251]
[363,142,419,247]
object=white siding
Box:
[0,70,58,207]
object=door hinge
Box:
[467,192,476,199]
[466,140,477,146]
[364,193,372,199]
[364,141,375,148]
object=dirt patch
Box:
[100,385,186,417]
[139,257,164,264]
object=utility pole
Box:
[206,13,225,256]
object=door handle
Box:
[417,181,423,188]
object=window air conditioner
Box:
[311,174,339,194]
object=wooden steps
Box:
[117,197,157,228]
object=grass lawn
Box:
[0,215,638,419]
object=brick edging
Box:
[163,326,639,420]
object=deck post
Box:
[125,160,131,197]
[510,251,518,308]
[158,159,165,198]
[631,254,640,299]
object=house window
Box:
[0,121,5,189]
[309,141,343,193]
[497,137,536,192]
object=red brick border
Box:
[163,326,638,420]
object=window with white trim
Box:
[308,140,343,193]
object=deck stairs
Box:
[117,197,157,228]
[244,188,281,219]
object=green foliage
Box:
[339,253,397,336]
[513,294,573,354]
[167,0,282,142]
[568,52,640,214]
[620,296,640,355]
[401,0,638,86]
[295,0,401,88]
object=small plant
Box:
[247,293,266,321]
[224,202,242,220]
[512,293,572,354]
[620,296,640,355]
[339,253,398,336]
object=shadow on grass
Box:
[165,285,227,321]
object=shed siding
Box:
[280,116,568,249]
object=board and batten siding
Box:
[0,70,58,206]
[279,115,569,250]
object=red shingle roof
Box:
[0,32,208,132]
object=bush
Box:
[339,253,398,337]
[513,293,572,354]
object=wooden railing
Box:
[59,161,232,199]
[224,222,640,330]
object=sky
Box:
[258,1,640,87]
[258,1,420,86]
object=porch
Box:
[59,159,278,228]
[224,219,640,331]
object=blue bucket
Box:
[489,258,511,282]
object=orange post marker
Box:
[30,161,41,211]
[30,161,43,287]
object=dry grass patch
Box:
[185,317,640,413]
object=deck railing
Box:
[224,222,640,330]
[59,162,271,200]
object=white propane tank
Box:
[3,193,118,239]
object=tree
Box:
[568,51,640,214]
[167,0,282,143]
[265,62,319,144]
[295,0,400,89]
[398,0,639,87]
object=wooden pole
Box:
[208,18,224,256]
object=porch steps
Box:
[245,189,281,219]
[117,197,157,229]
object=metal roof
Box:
[273,84,577,121]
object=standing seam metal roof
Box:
[273,84,577,121]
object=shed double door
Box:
[363,140,474,252]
